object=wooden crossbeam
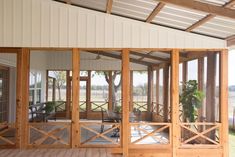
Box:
[223,0,235,8]
[186,14,216,32]
[106,0,113,14]
[227,35,235,46]
[86,51,151,66]
[0,127,15,145]
[182,125,219,145]
[130,51,168,61]
[30,125,69,145]
[146,2,165,23]
[81,125,119,144]
[91,102,108,111]
[81,125,118,144]
[157,0,235,19]
[65,0,71,4]
[132,125,169,144]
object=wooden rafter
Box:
[86,51,152,66]
[223,0,235,8]
[146,2,165,23]
[65,0,71,4]
[138,51,153,61]
[226,35,235,46]
[106,0,113,14]
[130,51,168,61]
[157,0,235,19]
[186,14,216,32]
[185,0,235,32]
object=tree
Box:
[52,71,66,100]
[98,71,121,110]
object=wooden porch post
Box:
[52,78,56,101]
[182,62,188,86]
[66,70,71,119]
[71,48,80,148]
[163,65,169,122]
[156,69,160,113]
[122,49,130,157]
[198,57,204,121]
[16,48,30,148]
[206,53,216,123]
[219,49,228,157]
[87,71,91,118]
[46,70,49,102]
[171,49,179,157]
[129,71,133,111]
[147,66,153,120]
[108,71,113,111]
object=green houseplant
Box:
[44,101,56,114]
[180,80,204,122]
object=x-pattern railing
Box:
[130,122,170,145]
[91,101,108,111]
[80,122,121,146]
[29,122,70,147]
[0,123,15,146]
[180,123,221,146]
[133,101,147,111]
[80,101,86,112]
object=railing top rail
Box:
[180,122,221,125]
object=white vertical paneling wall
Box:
[0,0,226,48]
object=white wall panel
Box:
[22,0,32,47]
[32,0,41,47]
[41,1,50,47]
[13,0,23,47]
[59,7,68,47]
[68,8,77,47]
[0,0,226,48]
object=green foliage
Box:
[180,80,204,122]
[45,101,56,113]
[114,105,122,113]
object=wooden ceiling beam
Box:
[130,51,168,61]
[65,0,71,4]
[86,51,152,66]
[146,2,165,23]
[226,35,235,47]
[223,0,235,8]
[156,0,235,19]
[186,14,216,32]
[106,0,113,14]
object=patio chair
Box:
[100,109,116,133]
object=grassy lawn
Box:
[230,130,235,157]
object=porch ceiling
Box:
[54,0,235,46]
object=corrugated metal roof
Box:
[71,0,107,12]
[196,0,230,6]
[112,0,158,21]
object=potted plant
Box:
[44,101,56,114]
[180,80,204,122]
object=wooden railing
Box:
[80,101,86,112]
[80,121,121,147]
[0,123,15,147]
[129,122,171,147]
[180,122,221,147]
[91,101,108,112]
[133,101,148,112]
[29,122,70,148]
[54,101,66,112]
